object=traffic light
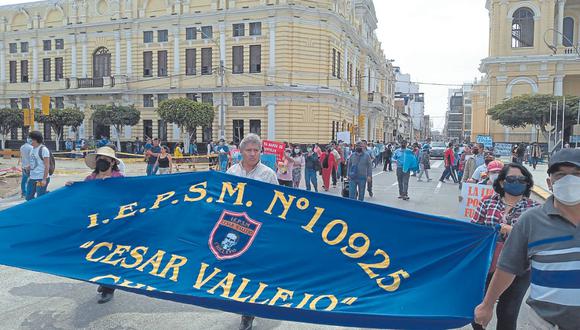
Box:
[41,95,51,115]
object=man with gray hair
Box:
[227,133,278,185]
[226,133,277,329]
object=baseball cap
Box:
[548,149,580,174]
[487,160,504,173]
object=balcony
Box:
[69,76,116,89]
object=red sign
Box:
[262,140,286,162]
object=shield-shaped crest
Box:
[209,210,262,260]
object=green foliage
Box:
[487,94,579,134]
[36,107,85,137]
[156,98,214,136]
[0,108,24,137]
[91,104,141,129]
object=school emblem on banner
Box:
[209,211,262,260]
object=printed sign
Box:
[459,182,495,220]
[494,143,513,157]
[262,140,286,162]
[336,131,351,144]
[476,135,494,148]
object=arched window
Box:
[563,17,575,47]
[93,47,111,78]
[512,8,535,48]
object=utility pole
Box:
[219,59,225,140]
[357,72,362,141]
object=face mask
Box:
[307,147,313,152]
[356,147,363,153]
[489,173,499,183]
[294,148,300,154]
[552,175,580,206]
[503,182,527,196]
[26,138,32,144]
[96,159,112,172]
[473,150,479,155]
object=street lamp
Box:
[543,28,580,58]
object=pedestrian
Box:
[474,149,580,330]
[362,140,375,197]
[105,143,127,176]
[479,160,504,185]
[440,142,458,183]
[304,144,320,192]
[410,143,420,177]
[155,146,173,175]
[515,143,525,164]
[19,137,33,198]
[392,141,418,200]
[383,143,393,172]
[216,139,230,172]
[470,153,496,183]
[320,146,335,191]
[530,142,542,170]
[336,141,346,183]
[462,145,479,184]
[226,133,277,330]
[25,131,51,201]
[291,146,304,188]
[417,144,432,182]
[471,162,539,330]
[65,138,73,157]
[144,138,161,176]
[453,145,461,181]
[74,146,123,304]
[347,141,373,201]
[134,137,142,154]
[330,143,341,187]
[276,148,294,187]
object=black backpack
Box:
[38,145,56,176]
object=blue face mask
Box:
[503,182,527,196]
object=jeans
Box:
[146,163,158,176]
[472,271,530,330]
[417,164,430,180]
[21,169,29,197]
[26,178,50,201]
[349,179,366,201]
[531,157,540,169]
[396,167,410,197]
[305,169,318,192]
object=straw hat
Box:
[85,146,120,169]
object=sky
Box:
[0,0,490,131]
[374,0,489,131]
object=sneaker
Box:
[403,196,410,201]
[439,180,445,183]
[398,196,403,199]
[368,191,373,197]
[239,316,254,330]
[427,179,433,182]
[417,179,423,182]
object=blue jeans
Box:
[26,178,50,201]
[146,163,158,176]
[21,169,29,197]
[349,178,366,201]
[305,169,318,192]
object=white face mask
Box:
[552,175,580,206]
[488,173,499,183]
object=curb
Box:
[532,185,551,201]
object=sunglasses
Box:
[505,175,528,184]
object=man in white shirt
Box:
[25,131,51,201]
[19,138,33,198]
[226,133,277,330]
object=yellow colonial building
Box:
[0,0,395,147]
[473,0,580,143]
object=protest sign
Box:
[459,182,495,220]
[476,135,494,148]
[336,131,351,144]
[262,140,285,162]
[494,143,513,157]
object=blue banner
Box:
[0,172,497,329]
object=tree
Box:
[91,104,141,150]
[157,98,214,152]
[487,94,579,142]
[36,107,85,151]
[0,108,23,149]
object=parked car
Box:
[430,142,446,159]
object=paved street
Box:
[0,159,540,329]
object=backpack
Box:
[38,145,56,176]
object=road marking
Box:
[392,182,398,186]
[432,160,443,169]
[434,181,442,194]
[373,171,385,177]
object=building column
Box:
[173,27,180,75]
[219,23,226,67]
[114,31,121,75]
[32,38,38,82]
[554,75,565,96]
[267,101,276,140]
[125,31,133,76]
[0,43,5,83]
[70,34,77,77]
[81,34,88,78]
[558,0,566,46]
[269,20,276,74]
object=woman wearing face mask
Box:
[471,163,539,330]
[291,146,305,188]
[320,146,336,192]
[66,147,123,303]
[304,145,321,192]
[276,148,294,187]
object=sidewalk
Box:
[523,163,551,200]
